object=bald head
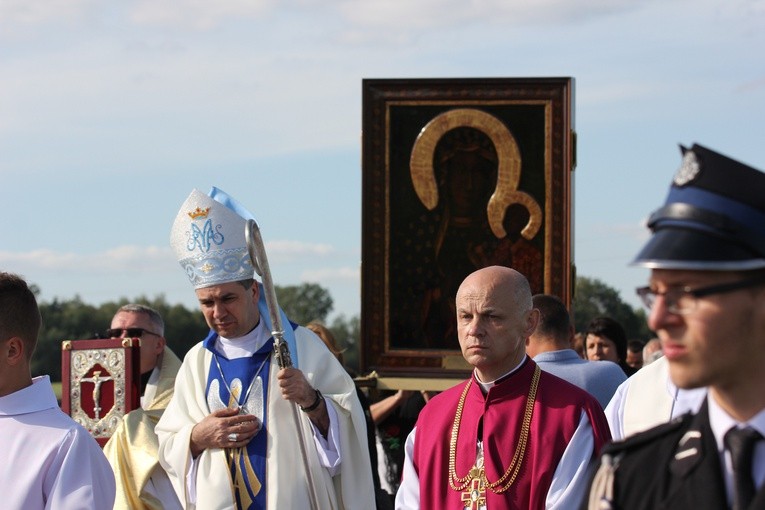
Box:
[456,266,538,381]
[457,266,533,311]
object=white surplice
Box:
[156,325,375,509]
[0,376,116,510]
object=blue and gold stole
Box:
[204,333,273,509]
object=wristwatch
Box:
[300,389,323,412]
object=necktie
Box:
[724,426,763,510]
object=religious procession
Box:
[7,0,765,484]
[3,128,765,510]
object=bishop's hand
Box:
[277,367,317,408]
[190,407,261,457]
[277,367,330,437]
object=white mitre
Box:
[170,188,255,289]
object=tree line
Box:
[33,282,358,381]
[32,276,649,382]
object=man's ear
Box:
[525,309,541,337]
[4,337,25,366]
[156,335,167,353]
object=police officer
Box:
[583,144,765,510]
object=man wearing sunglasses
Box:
[583,144,765,509]
[103,304,182,510]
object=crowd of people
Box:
[1,142,763,509]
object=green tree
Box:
[33,281,369,384]
[275,283,334,325]
[328,314,361,374]
[573,276,652,341]
[108,294,210,357]
[33,282,342,381]
[36,296,114,380]
[160,301,210,356]
[271,283,362,373]
[36,295,209,381]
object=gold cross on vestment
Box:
[461,475,486,510]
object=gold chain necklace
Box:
[448,365,540,494]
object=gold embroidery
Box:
[227,447,261,507]
[216,356,270,505]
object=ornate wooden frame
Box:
[61,338,141,446]
[361,78,575,380]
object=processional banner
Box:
[361,78,575,381]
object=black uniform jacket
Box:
[581,400,765,510]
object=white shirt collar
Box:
[708,393,765,453]
[0,376,58,416]
[707,392,765,506]
[475,355,528,394]
[215,320,268,359]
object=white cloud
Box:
[266,240,335,258]
[0,0,98,26]
[129,0,274,30]
[301,266,359,283]
[0,0,275,31]
[0,246,175,273]
[0,240,334,272]
[335,0,648,33]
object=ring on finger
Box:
[227,432,238,442]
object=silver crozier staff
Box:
[244,219,320,510]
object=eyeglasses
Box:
[636,276,765,315]
[105,327,160,338]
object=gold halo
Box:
[409,108,541,239]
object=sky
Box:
[2,0,764,323]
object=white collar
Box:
[215,320,268,359]
[708,393,765,453]
[475,355,528,394]
[0,376,58,416]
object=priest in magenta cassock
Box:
[395,266,611,509]
[156,187,374,509]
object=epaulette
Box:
[602,412,693,455]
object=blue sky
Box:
[2,0,764,322]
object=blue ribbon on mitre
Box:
[208,186,299,368]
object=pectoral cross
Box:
[81,370,112,420]
[461,441,486,510]
[461,471,486,510]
